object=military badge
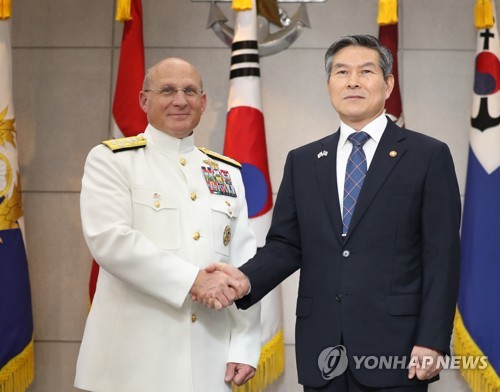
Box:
[223,225,231,246]
[201,161,237,197]
[153,192,161,208]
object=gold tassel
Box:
[0,0,12,20]
[454,310,500,391]
[115,0,132,22]
[233,330,285,392]
[475,0,494,29]
[0,337,35,392]
[377,0,398,26]
[232,0,253,12]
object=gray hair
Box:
[324,34,393,82]
[142,66,153,91]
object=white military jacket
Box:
[75,125,261,392]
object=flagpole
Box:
[224,1,284,390]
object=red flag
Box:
[89,0,147,304]
[379,23,404,125]
[112,0,147,137]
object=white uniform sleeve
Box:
[225,169,261,367]
[80,145,199,308]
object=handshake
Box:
[190,262,250,310]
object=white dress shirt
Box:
[337,113,388,218]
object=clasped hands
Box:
[190,262,250,310]
[190,264,255,386]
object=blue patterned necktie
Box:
[343,131,370,235]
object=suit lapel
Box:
[314,131,344,240]
[344,121,408,242]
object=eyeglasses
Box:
[143,86,203,98]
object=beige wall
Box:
[11,0,479,390]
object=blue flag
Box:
[0,18,34,391]
[455,2,500,390]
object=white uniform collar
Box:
[143,124,195,155]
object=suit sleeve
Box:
[80,146,199,309]
[415,142,461,355]
[237,151,302,309]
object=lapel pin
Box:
[317,150,328,159]
[389,151,398,158]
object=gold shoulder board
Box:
[102,135,147,153]
[198,147,242,169]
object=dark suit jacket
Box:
[237,119,461,388]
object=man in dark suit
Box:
[199,34,461,391]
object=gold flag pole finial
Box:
[232,0,253,12]
[115,0,132,22]
[377,0,398,26]
[475,0,494,29]
[0,0,12,20]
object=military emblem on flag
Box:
[455,1,500,390]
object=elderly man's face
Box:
[140,58,206,139]
[328,46,394,130]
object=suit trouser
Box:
[303,366,428,392]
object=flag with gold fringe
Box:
[223,0,284,390]
[0,16,35,392]
[377,0,404,126]
[88,0,147,305]
[455,1,500,390]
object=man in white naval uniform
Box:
[75,58,261,392]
